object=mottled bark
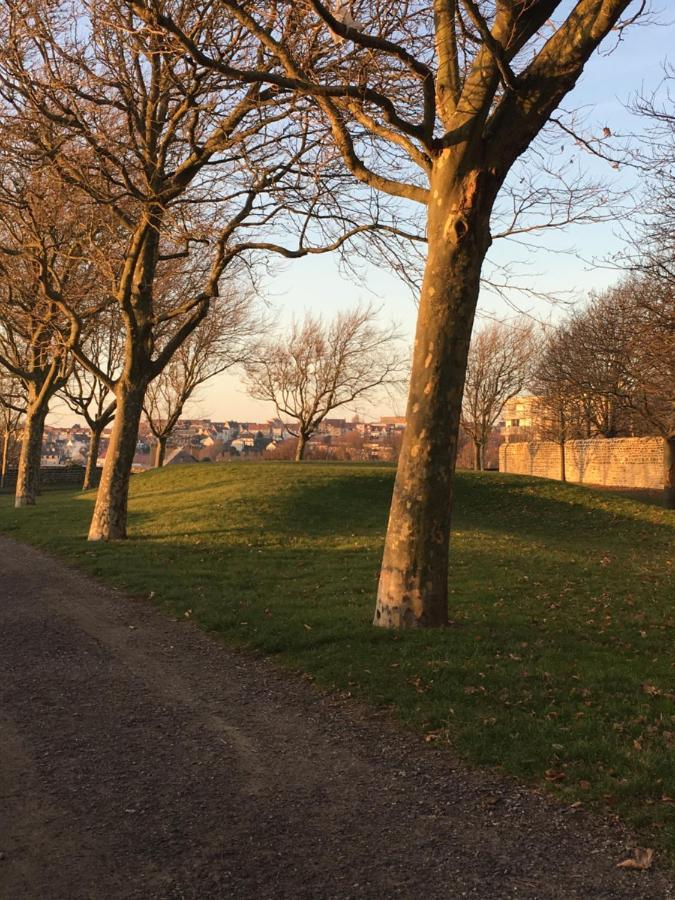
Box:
[664,435,675,510]
[374,163,495,628]
[83,425,104,491]
[15,401,48,508]
[88,378,147,540]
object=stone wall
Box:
[499,437,665,489]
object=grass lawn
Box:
[1,462,673,853]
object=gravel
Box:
[0,534,672,900]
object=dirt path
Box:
[0,535,672,900]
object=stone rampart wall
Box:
[499,437,664,489]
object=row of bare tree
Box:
[0,0,667,630]
[461,267,674,497]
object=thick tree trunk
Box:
[87,378,147,540]
[154,436,168,468]
[83,426,104,491]
[374,165,494,629]
[295,433,308,462]
[664,435,675,510]
[15,401,48,508]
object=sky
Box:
[47,8,673,429]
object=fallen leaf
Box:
[617,848,654,870]
[545,769,566,782]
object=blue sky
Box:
[50,10,674,427]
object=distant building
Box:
[502,395,540,443]
[164,447,198,466]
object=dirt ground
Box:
[0,534,672,900]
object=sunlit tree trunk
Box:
[154,436,168,468]
[88,376,147,540]
[1,430,9,489]
[374,165,495,628]
[295,432,308,461]
[15,395,48,507]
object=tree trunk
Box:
[374,164,494,629]
[15,401,48,508]
[1,430,9,489]
[559,440,567,483]
[664,435,675,510]
[83,425,104,491]
[295,433,308,462]
[473,440,483,471]
[87,378,147,540]
[154,436,167,468]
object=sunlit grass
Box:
[1,462,673,853]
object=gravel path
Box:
[0,534,672,900]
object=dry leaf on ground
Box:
[617,848,655,870]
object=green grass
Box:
[1,462,674,852]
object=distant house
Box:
[41,443,62,467]
[163,447,198,466]
[379,416,406,430]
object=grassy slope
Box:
[1,462,673,852]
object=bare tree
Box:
[622,70,675,504]
[245,305,406,461]
[60,310,124,490]
[0,0,382,539]
[530,330,587,484]
[601,276,674,505]
[531,277,674,501]
[0,373,25,489]
[461,319,534,470]
[0,166,96,505]
[160,0,648,626]
[145,290,260,467]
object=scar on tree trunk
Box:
[87,380,146,540]
[14,403,48,508]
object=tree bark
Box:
[664,435,675,510]
[559,441,567,483]
[473,440,483,471]
[15,401,48,508]
[83,425,104,491]
[295,433,308,462]
[154,436,168,468]
[1,430,9,490]
[374,164,494,628]
[87,378,147,540]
